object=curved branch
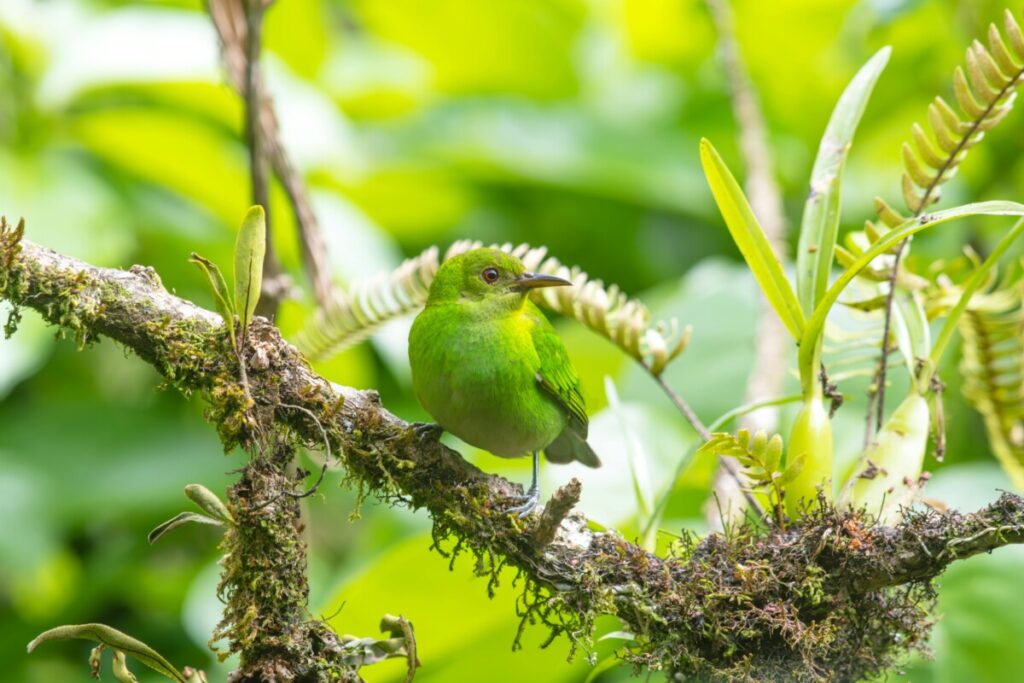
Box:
[4,230,1024,681]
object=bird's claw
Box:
[412,422,444,442]
[504,486,540,518]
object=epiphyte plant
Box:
[701,8,1024,522]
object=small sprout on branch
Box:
[147,512,225,545]
[184,483,234,524]
[339,614,419,681]
[189,253,236,350]
[234,205,266,333]
[148,484,233,544]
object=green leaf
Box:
[339,614,418,673]
[777,451,806,487]
[27,623,186,682]
[929,217,1024,375]
[189,252,235,346]
[763,434,784,474]
[892,289,930,379]
[796,47,891,315]
[147,512,224,545]
[700,138,805,340]
[798,201,1024,383]
[183,483,234,525]
[233,205,266,329]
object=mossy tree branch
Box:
[5,229,1024,682]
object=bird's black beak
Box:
[510,272,572,292]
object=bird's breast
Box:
[409,308,565,457]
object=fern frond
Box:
[293,247,439,360]
[959,275,1024,488]
[898,9,1024,214]
[698,428,800,524]
[294,241,691,376]
[835,198,932,289]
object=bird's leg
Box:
[504,451,540,517]
[411,422,444,442]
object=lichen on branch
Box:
[4,224,1024,682]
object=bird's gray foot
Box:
[504,484,539,518]
[504,450,541,517]
[412,422,444,442]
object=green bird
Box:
[408,248,601,516]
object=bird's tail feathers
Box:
[545,428,601,467]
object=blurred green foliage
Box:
[2,0,1024,681]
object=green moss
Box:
[213,450,361,681]
[204,377,254,451]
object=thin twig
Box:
[532,478,582,547]
[207,0,332,311]
[872,243,905,431]
[650,371,766,520]
[652,372,710,441]
[279,402,335,499]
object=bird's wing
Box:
[526,304,588,437]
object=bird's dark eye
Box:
[481,267,500,284]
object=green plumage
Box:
[408,248,600,469]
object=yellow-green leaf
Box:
[189,252,235,346]
[928,217,1024,378]
[796,47,890,315]
[700,139,805,340]
[28,623,186,682]
[147,512,224,545]
[184,483,234,525]
[234,205,266,329]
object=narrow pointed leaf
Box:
[797,46,890,315]
[148,512,223,545]
[28,624,186,682]
[892,290,931,379]
[189,253,235,345]
[953,67,988,119]
[234,205,266,329]
[700,139,805,339]
[929,217,1024,373]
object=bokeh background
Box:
[3,0,1024,680]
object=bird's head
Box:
[426,248,571,308]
